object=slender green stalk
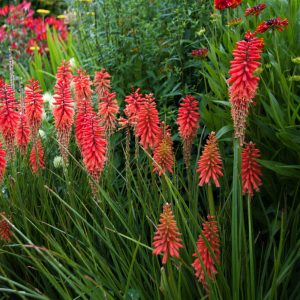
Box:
[207,184,215,216]
[247,194,255,299]
[232,138,241,299]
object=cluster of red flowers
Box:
[152,203,220,288]
[256,17,288,34]
[214,0,242,10]
[191,48,208,58]
[0,1,68,55]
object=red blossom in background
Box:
[73,69,93,103]
[192,48,208,58]
[177,95,200,167]
[214,0,242,10]
[0,143,6,182]
[29,138,45,173]
[98,91,119,134]
[0,212,12,242]
[94,68,111,100]
[136,94,160,150]
[245,4,267,17]
[196,132,223,187]
[256,17,288,34]
[153,123,174,176]
[53,61,74,163]
[242,142,262,196]
[81,113,107,193]
[0,83,19,160]
[152,203,183,264]
[228,34,264,144]
[192,216,220,287]
[25,79,44,142]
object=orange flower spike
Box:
[0,142,6,182]
[153,123,174,176]
[73,68,93,103]
[228,34,264,144]
[242,142,262,196]
[0,83,19,160]
[196,132,223,187]
[16,111,30,154]
[123,88,144,128]
[24,79,44,142]
[94,68,111,100]
[0,212,12,241]
[152,203,183,264]
[98,90,119,133]
[81,112,107,182]
[136,94,160,150]
[29,139,45,173]
[53,60,74,163]
[192,215,220,287]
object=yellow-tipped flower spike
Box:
[37,9,50,15]
[57,15,66,19]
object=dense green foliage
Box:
[0,0,299,299]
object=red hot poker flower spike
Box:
[73,68,93,104]
[16,110,30,154]
[94,68,111,101]
[196,132,223,187]
[136,94,160,150]
[152,203,183,264]
[256,17,288,33]
[177,95,200,167]
[153,123,174,176]
[245,4,267,17]
[24,79,43,142]
[0,83,19,160]
[53,60,74,163]
[81,112,107,193]
[98,90,119,134]
[242,142,262,196]
[0,212,12,241]
[0,142,6,182]
[29,138,45,173]
[228,35,264,144]
[192,215,220,288]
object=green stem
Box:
[207,184,215,216]
[247,194,255,300]
[232,138,241,299]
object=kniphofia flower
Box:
[24,79,44,142]
[30,138,45,173]
[152,203,183,264]
[16,104,30,154]
[192,215,220,287]
[0,212,12,241]
[153,123,174,176]
[0,83,19,160]
[256,17,288,33]
[53,60,74,163]
[177,95,200,167]
[242,142,262,196]
[245,4,267,17]
[73,68,93,103]
[94,68,111,100]
[98,90,119,134]
[0,142,6,182]
[136,94,160,150]
[228,34,264,144]
[81,112,107,192]
[196,132,223,187]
